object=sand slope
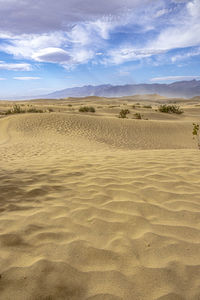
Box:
[0,113,200,300]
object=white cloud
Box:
[14,77,41,80]
[148,0,200,50]
[32,48,71,63]
[105,47,165,64]
[0,0,153,34]
[0,61,32,71]
[151,75,200,82]
[0,0,199,70]
[171,47,200,62]
[0,32,66,60]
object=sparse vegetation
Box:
[143,105,152,109]
[5,104,25,115]
[118,109,130,118]
[192,123,200,149]
[79,106,96,113]
[4,104,44,115]
[27,108,43,113]
[134,113,142,119]
[158,105,183,114]
[109,105,118,108]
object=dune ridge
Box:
[0,111,200,299]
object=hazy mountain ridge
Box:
[43,80,200,99]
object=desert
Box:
[0,95,200,299]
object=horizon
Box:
[1,78,200,101]
[0,0,200,98]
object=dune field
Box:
[0,96,200,300]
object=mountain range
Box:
[41,80,200,99]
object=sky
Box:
[0,0,200,98]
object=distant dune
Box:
[0,97,200,299]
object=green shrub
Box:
[5,104,25,115]
[118,109,130,118]
[143,105,152,109]
[27,108,43,113]
[158,105,183,114]
[5,109,12,115]
[193,123,200,149]
[134,113,142,119]
[79,106,96,113]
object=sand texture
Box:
[0,97,200,299]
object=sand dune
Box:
[0,103,200,299]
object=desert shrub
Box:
[158,105,183,114]
[192,123,200,149]
[79,106,95,113]
[143,105,152,109]
[5,105,25,115]
[48,108,54,112]
[5,109,12,115]
[132,105,136,109]
[68,104,72,107]
[13,104,25,113]
[134,113,142,119]
[27,108,43,113]
[109,105,118,108]
[119,109,130,118]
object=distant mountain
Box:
[41,80,200,99]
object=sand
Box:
[0,97,200,299]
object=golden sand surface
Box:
[0,97,200,299]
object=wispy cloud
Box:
[14,77,41,80]
[148,0,200,51]
[104,47,165,65]
[0,77,6,80]
[0,61,32,71]
[0,0,153,34]
[171,47,200,62]
[150,75,200,82]
[0,0,199,73]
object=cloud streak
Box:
[151,75,200,82]
[0,61,32,71]
[14,77,41,80]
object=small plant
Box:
[134,113,142,119]
[48,108,54,112]
[158,105,183,114]
[119,109,130,118]
[27,108,43,113]
[68,104,72,107]
[5,109,12,115]
[5,104,25,115]
[132,105,136,109]
[109,105,118,108]
[143,105,152,109]
[79,106,95,113]
[192,123,200,149]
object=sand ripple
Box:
[0,114,200,299]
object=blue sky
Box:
[0,0,200,98]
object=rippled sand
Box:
[0,103,200,299]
